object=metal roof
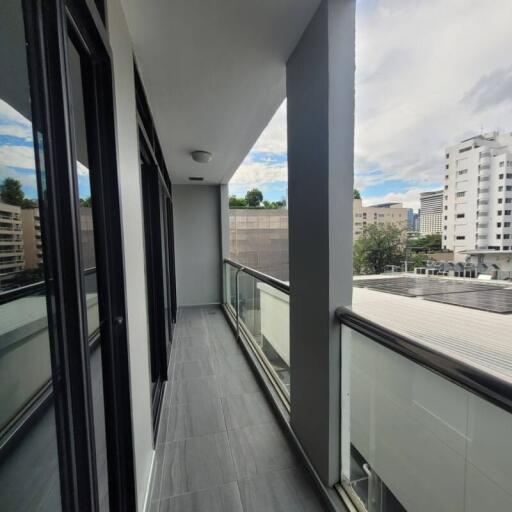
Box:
[351,281,512,385]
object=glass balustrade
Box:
[224,260,290,399]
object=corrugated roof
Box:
[351,284,512,385]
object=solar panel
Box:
[425,289,512,314]
[353,276,503,298]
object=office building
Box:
[229,208,289,281]
[1,3,510,512]
[353,198,409,239]
[419,190,443,235]
[0,202,24,287]
[443,132,512,260]
[21,208,43,269]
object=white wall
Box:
[342,325,512,512]
[107,1,154,509]
[173,185,222,306]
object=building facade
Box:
[0,202,24,287]
[353,199,409,239]
[229,208,289,281]
[419,190,443,235]
[21,208,43,269]
[443,132,512,259]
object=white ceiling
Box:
[120,0,320,184]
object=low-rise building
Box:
[21,208,43,269]
[0,202,25,288]
[353,199,409,239]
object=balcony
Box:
[147,305,325,511]
[2,0,512,511]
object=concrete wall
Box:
[287,0,355,485]
[229,208,289,281]
[173,185,222,306]
[107,1,154,509]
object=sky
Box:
[229,0,512,210]
[0,99,91,200]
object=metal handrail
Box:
[224,258,290,295]
[0,266,97,305]
[335,305,512,415]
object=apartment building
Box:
[229,208,289,281]
[353,198,409,239]
[21,208,43,269]
[419,190,443,235]
[0,202,24,287]
[443,132,512,260]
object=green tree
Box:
[22,198,38,209]
[353,189,361,199]
[412,233,442,251]
[262,199,286,209]
[80,197,92,207]
[353,223,405,275]
[229,195,247,208]
[245,188,263,207]
[0,178,25,206]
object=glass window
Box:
[67,36,108,510]
[0,1,62,510]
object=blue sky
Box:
[0,99,91,200]
[230,0,512,210]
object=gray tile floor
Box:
[149,306,326,512]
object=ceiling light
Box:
[189,177,204,181]
[190,150,212,163]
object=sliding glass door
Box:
[140,147,176,437]
[0,0,135,510]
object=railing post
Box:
[235,266,243,342]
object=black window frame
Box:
[22,0,136,509]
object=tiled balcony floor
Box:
[148,305,326,512]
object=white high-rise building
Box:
[443,132,512,259]
[419,190,443,235]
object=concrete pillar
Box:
[219,184,230,261]
[219,184,230,303]
[287,0,355,485]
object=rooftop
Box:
[351,275,512,385]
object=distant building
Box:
[406,209,415,230]
[229,208,288,281]
[353,199,409,239]
[80,207,96,269]
[412,211,420,231]
[21,208,43,269]
[443,132,512,261]
[0,202,25,287]
[419,190,443,235]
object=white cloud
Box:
[362,187,435,211]
[77,160,90,177]
[230,1,512,199]
[230,158,287,187]
[355,0,512,186]
[0,144,36,170]
[0,123,33,140]
[0,99,33,140]
[249,100,287,155]
[230,99,288,187]
[0,165,37,189]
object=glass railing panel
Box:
[224,261,290,398]
[224,261,237,313]
[340,324,512,512]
